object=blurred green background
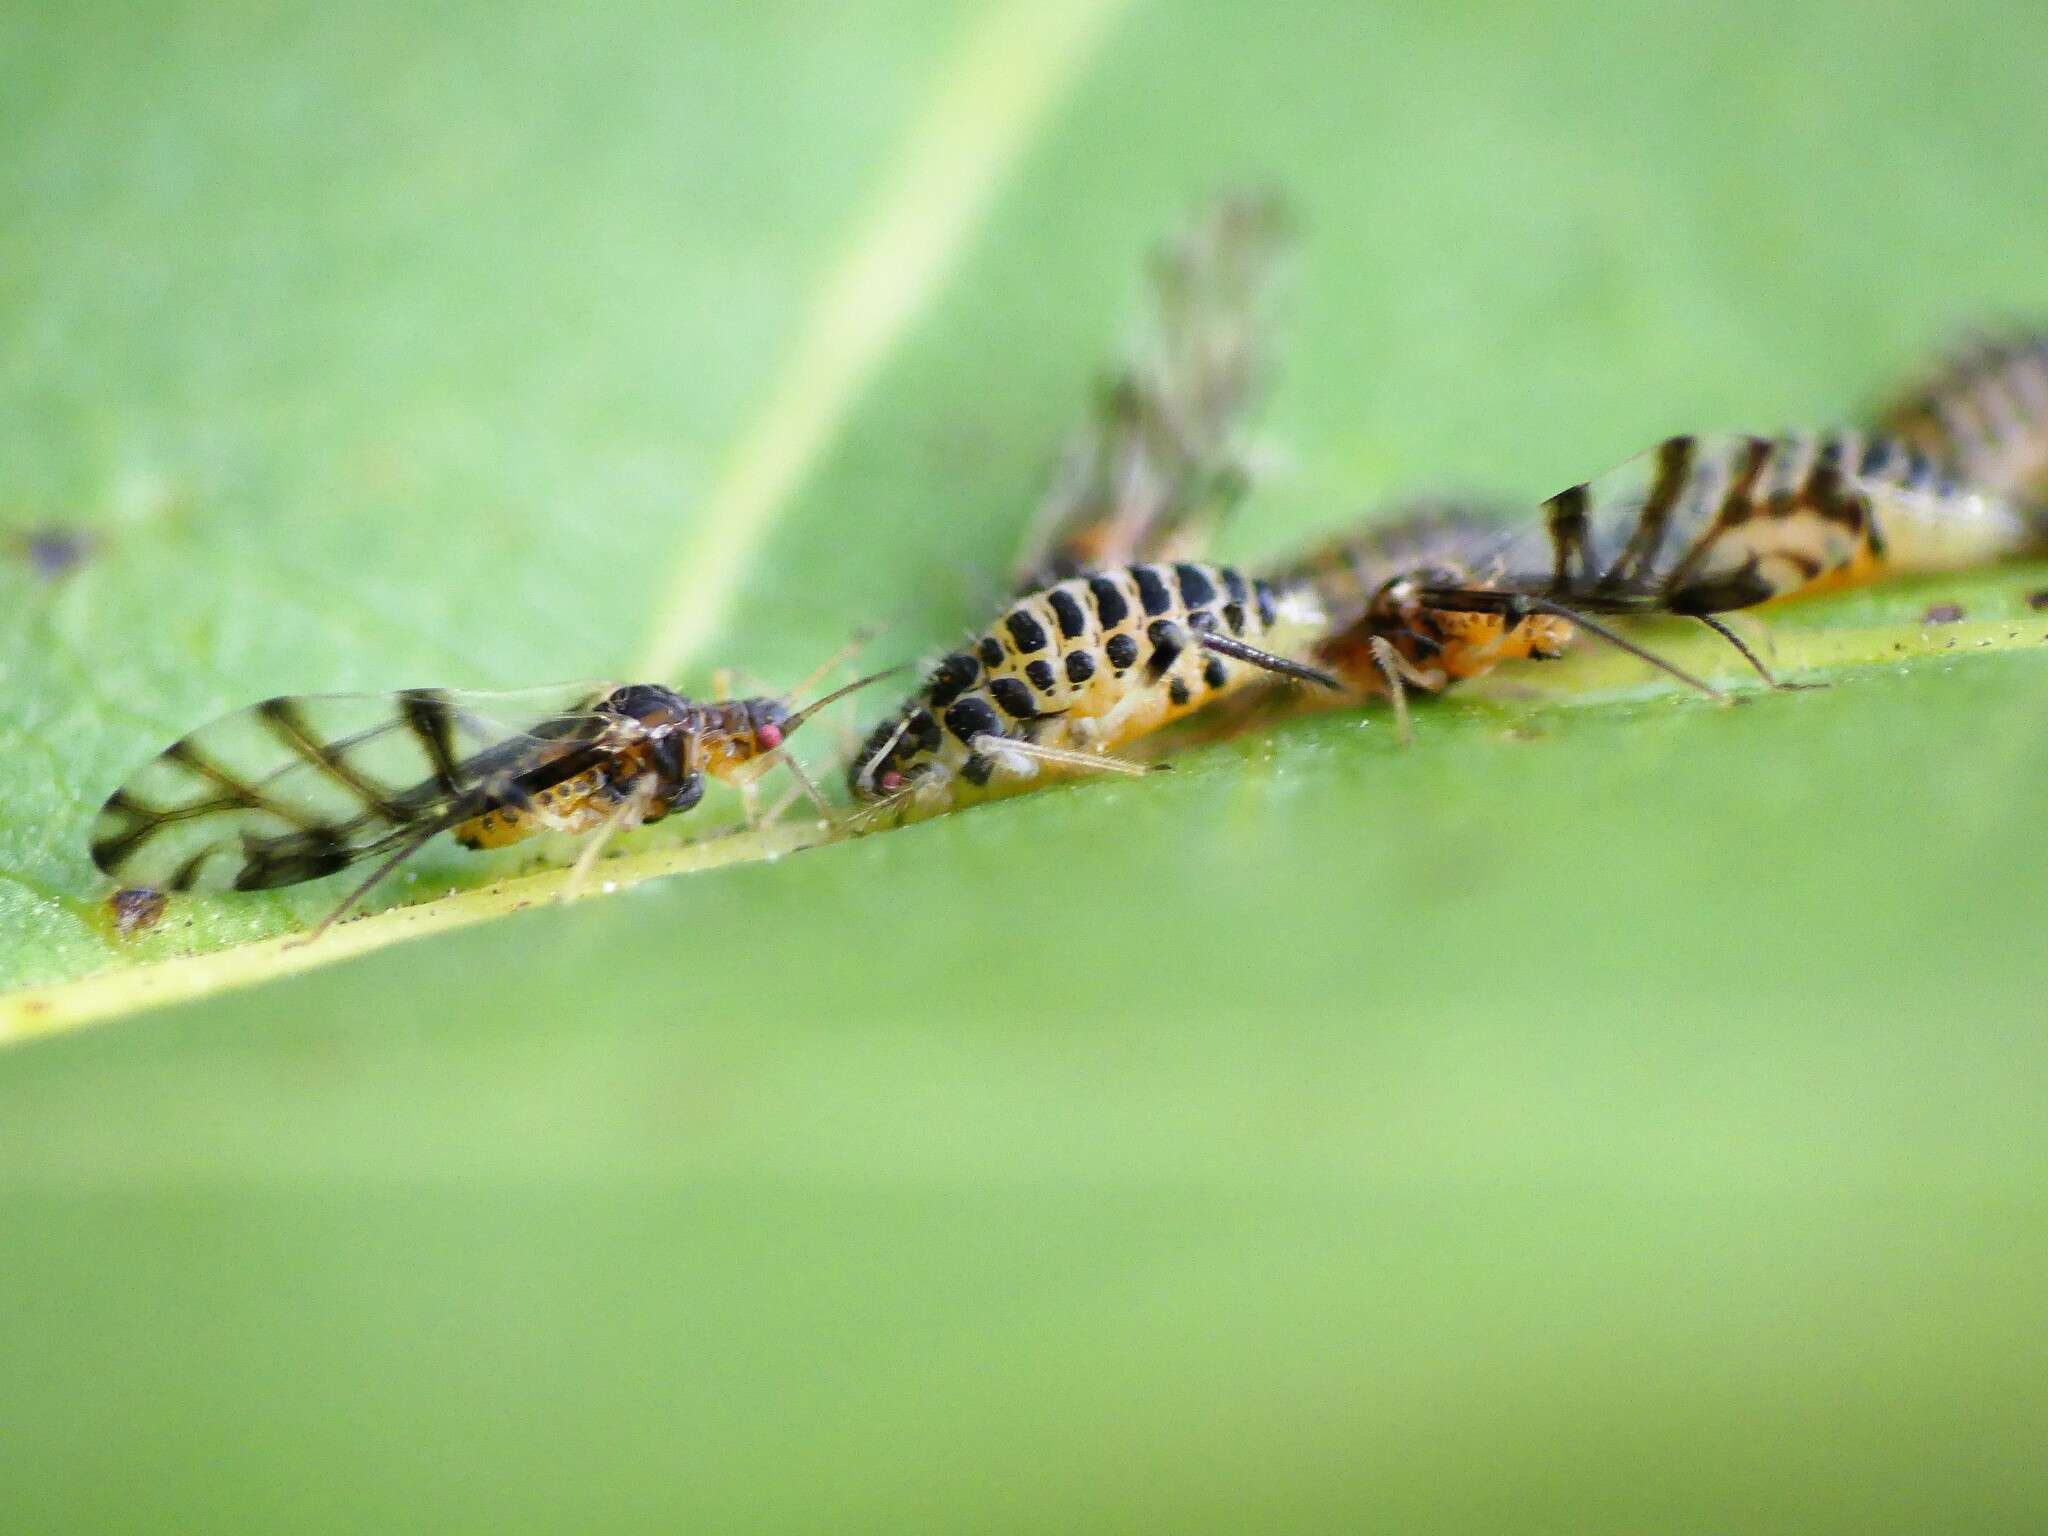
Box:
[4,0,2047,1529]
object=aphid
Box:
[1875,330,2048,512]
[90,656,895,934]
[1285,430,2040,735]
[849,559,1337,817]
[1010,190,1290,593]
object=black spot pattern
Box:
[943,697,1001,745]
[1048,587,1087,639]
[925,653,980,709]
[1024,659,1057,692]
[1065,651,1096,685]
[988,677,1039,718]
[1089,575,1129,628]
[1133,565,1172,616]
[1006,609,1049,654]
[1105,633,1139,671]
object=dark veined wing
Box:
[1418,433,1899,617]
[90,683,617,892]
[1264,499,1524,625]
[1011,189,1293,593]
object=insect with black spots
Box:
[849,558,1337,818]
[1010,190,1290,593]
[1280,430,2041,739]
[91,654,896,934]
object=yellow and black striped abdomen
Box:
[849,561,1323,805]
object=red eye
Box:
[756,723,783,750]
[879,771,904,791]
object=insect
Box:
[90,656,895,934]
[848,559,1337,817]
[107,886,169,938]
[1010,190,1290,593]
[1875,329,2048,513]
[1282,430,2040,736]
[1266,501,1577,741]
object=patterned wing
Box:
[1011,190,1293,592]
[90,683,612,892]
[1441,433,1887,616]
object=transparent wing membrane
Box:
[1012,190,1293,591]
[91,683,611,891]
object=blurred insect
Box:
[1010,190,1291,593]
[5,523,100,582]
[91,652,896,934]
[1281,430,2040,739]
[1875,329,2048,513]
[107,886,169,937]
[849,559,1336,818]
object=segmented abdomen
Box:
[1876,332,2048,515]
[850,560,1320,802]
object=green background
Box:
[4,0,2047,1529]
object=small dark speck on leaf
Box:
[1500,723,1544,743]
[2028,589,2048,611]
[9,525,101,581]
[1921,602,1966,625]
[110,887,169,937]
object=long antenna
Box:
[781,665,906,735]
[780,626,889,707]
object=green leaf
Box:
[5,0,2048,1530]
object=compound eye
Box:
[755,722,784,750]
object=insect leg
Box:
[1691,614,1824,691]
[562,773,660,902]
[967,732,1159,779]
[1505,597,1728,703]
[300,819,453,942]
[770,752,836,825]
[1367,635,1443,748]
